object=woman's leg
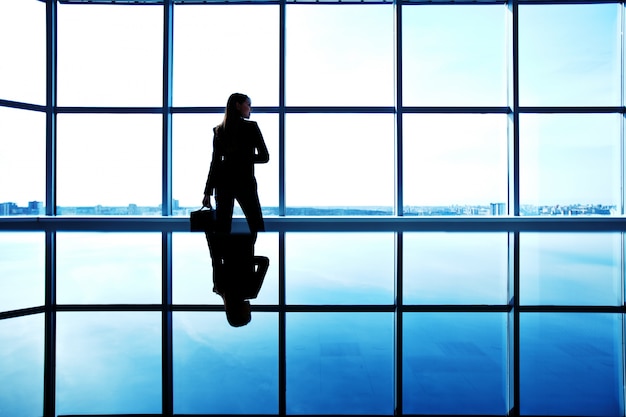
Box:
[215,191,235,233]
[236,185,265,233]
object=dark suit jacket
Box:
[204,119,269,196]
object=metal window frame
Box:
[1,1,626,416]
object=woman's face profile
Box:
[236,99,252,119]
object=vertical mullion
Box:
[162,231,173,416]
[43,1,58,416]
[618,3,626,415]
[278,231,286,415]
[45,0,57,217]
[509,0,519,217]
[394,231,403,416]
[43,230,56,417]
[394,0,403,217]
[511,231,520,417]
[162,2,174,416]
[507,1,520,415]
[621,1,625,217]
[162,0,174,217]
[279,0,286,217]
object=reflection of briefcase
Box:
[190,206,216,232]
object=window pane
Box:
[56,233,162,304]
[519,114,620,215]
[57,114,162,212]
[0,107,45,214]
[402,5,506,106]
[286,114,394,214]
[173,113,279,212]
[286,5,394,106]
[0,314,44,417]
[173,232,278,305]
[173,312,278,414]
[173,5,278,107]
[519,4,620,107]
[56,312,162,416]
[520,233,621,306]
[403,233,508,305]
[0,0,46,105]
[0,233,44,312]
[287,313,394,414]
[520,313,623,416]
[403,114,508,214]
[403,313,507,415]
[57,4,163,107]
[286,233,394,305]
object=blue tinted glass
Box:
[0,232,44,312]
[403,114,508,213]
[172,232,216,304]
[0,0,46,105]
[520,313,623,416]
[173,5,279,107]
[0,314,44,417]
[56,233,162,304]
[519,114,620,214]
[286,5,393,106]
[287,313,394,414]
[403,233,508,304]
[285,115,394,213]
[403,313,507,415]
[520,233,621,306]
[56,312,162,415]
[173,232,278,305]
[519,4,620,107]
[173,312,278,414]
[286,233,395,304]
[402,5,506,106]
[57,3,163,107]
[0,107,46,213]
[57,114,162,212]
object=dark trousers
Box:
[215,182,265,234]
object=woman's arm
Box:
[252,122,269,164]
[203,129,221,204]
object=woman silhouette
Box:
[203,93,269,233]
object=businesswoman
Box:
[203,93,269,234]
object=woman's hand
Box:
[202,194,212,208]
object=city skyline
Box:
[0,199,617,217]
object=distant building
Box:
[490,203,506,216]
[0,202,16,216]
[28,201,43,215]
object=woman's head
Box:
[224,93,251,122]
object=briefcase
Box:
[190,206,216,232]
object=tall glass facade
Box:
[1,0,625,416]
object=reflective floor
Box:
[0,231,624,416]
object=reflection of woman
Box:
[206,232,269,327]
[203,93,269,233]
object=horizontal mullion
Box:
[19,106,624,115]
[519,305,625,313]
[0,306,46,320]
[4,216,626,232]
[402,106,511,114]
[56,304,164,312]
[0,99,46,112]
[517,0,622,4]
[172,304,397,312]
[519,106,625,114]
[56,106,163,114]
[402,304,511,312]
